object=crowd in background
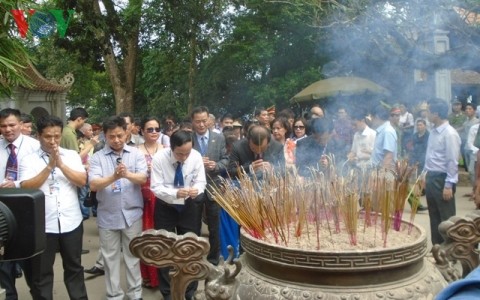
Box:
[0,96,473,299]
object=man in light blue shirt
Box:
[424,99,461,245]
[89,116,148,300]
[370,106,398,169]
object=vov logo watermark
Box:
[10,9,74,38]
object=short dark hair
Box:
[350,110,367,122]
[140,116,161,130]
[247,125,271,146]
[372,105,390,120]
[278,108,295,120]
[37,115,63,135]
[294,117,308,130]
[118,112,134,124]
[310,118,333,135]
[0,108,21,120]
[20,113,33,123]
[190,106,209,120]
[271,117,292,139]
[465,103,477,111]
[178,121,193,131]
[221,113,234,122]
[170,130,193,150]
[102,116,127,133]
[416,119,427,126]
[68,107,88,121]
[254,107,266,117]
[428,98,449,119]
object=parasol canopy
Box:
[290,76,390,103]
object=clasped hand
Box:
[176,187,199,199]
[114,163,127,178]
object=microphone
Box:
[116,157,122,165]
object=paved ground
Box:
[14,185,478,299]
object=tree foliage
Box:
[25,0,480,119]
[0,0,34,96]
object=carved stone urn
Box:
[131,220,448,300]
[231,223,446,300]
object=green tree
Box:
[140,0,230,117]
[52,0,142,114]
[193,0,327,116]
[0,0,34,95]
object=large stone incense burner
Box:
[236,225,444,299]
[130,163,480,299]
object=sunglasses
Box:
[294,125,305,130]
[146,127,161,133]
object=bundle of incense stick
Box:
[209,159,420,248]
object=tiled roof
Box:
[451,69,480,85]
[21,63,74,92]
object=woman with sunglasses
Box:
[292,117,308,142]
[137,116,164,289]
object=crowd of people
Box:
[0,96,470,299]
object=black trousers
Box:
[204,192,220,265]
[425,172,456,245]
[23,223,88,300]
[154,196,204,300]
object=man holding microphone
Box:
[150,129,206,300]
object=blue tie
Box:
[5,144,18,180]
[174,161,184,187]
[200,136,207,156]
[173,162,184,212]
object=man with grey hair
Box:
[208,113,217,131]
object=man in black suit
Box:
[191,106,229,265]
[228,125,285,178]
[296,118,334,177]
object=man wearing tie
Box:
[0,108,39,300]
[190,106,228,266]
[150,130,207,300]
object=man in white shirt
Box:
[0,108,40,300]
[347,111,376,169]
[466,123,479,196]
[150,129,206,300]
[20,115,88,300]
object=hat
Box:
[390,107,401,115]
[418,102,428,110]
[232,121,242,127]
[267,105,276,115]
[452,98,461,105]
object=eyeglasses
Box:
[146,127,161,133]
[294,126,305,130]
[390,114,400,117]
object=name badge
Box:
[48,179,60,195]
[112,179,122,193]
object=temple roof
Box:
[21,63,74,92]
[451,69,480,85]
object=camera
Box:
[0,188,45,261]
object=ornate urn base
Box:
[130,222,449,300]
[221,224,447,300]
